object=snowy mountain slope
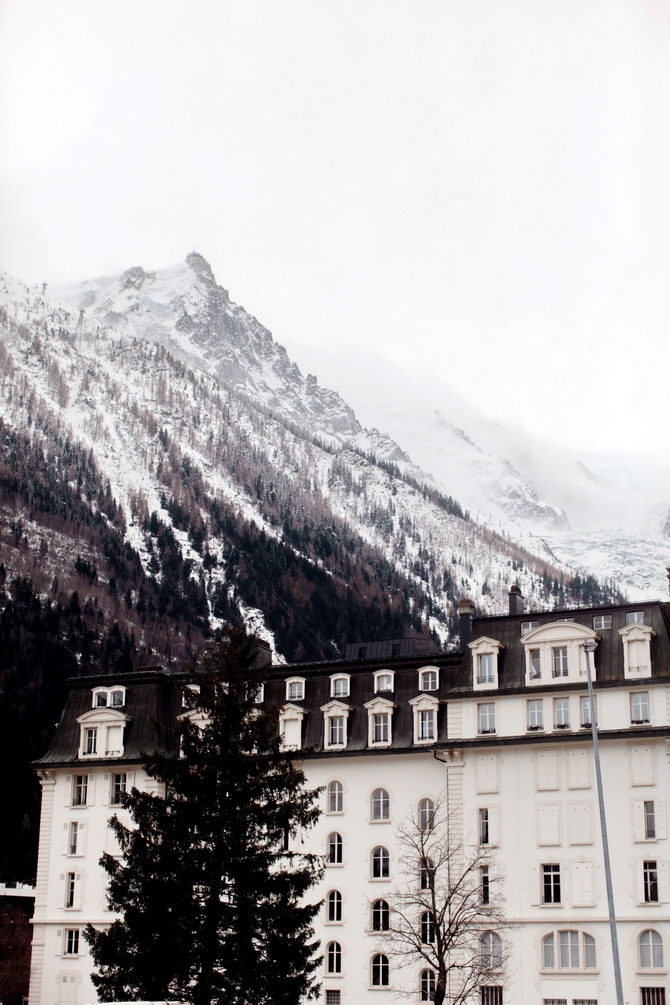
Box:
[0,269,618,662]
[331,368,670,601]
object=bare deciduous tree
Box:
[384,795,513,1005]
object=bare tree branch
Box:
[380,794,515,1005]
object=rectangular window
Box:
[631,692,650,724]
[542,1000,567,1005]
[529,649,541,679]
[419,709,435,741]
[72,775,88,807]
[552,648,569,677]
[626,611,645,624]
[373,714,389,744]
[580,695,597,728]
[325,992,341,1005]
[329,717,344,746]
[68,822,79,856]
[481,989,503,1005]
[478,653,494,683]
[478,703,496,734]
[527,699,544,730]
[644,801,656,840]
[554,697,570,728]
[593,614,612,629]
[111,773,127,806]
[85,728,97,754]
[479,808,490,845]
[644,861,659,902]
[573,1000,598,1005]
[521,620,539,634]
[542,863,561,904]
[332,678,349,697]
[480,865,490,905]
[64,929,80,956]
[287,681,304,700]
[641,991,666,1005]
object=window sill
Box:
[541,967,598,975]
[636,968,667,976]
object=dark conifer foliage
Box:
[86,627,323,1005]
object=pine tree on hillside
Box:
[85,626,324,1005]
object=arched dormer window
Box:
[285,677,305,701]
[619,622,656,679]
[418,666,439,691]
[469,637,504,690]
[521,623,599,687]
[77,707,129,759]
[330,674,350,698]
[374,670,394,693]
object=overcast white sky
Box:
[1,0,669,461]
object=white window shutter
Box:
[64,775,72,806]
[537,750,558,790]
[59,873,66,907]
[659,861,670,903]
[636,861,646,904]
[529,864,540,905]
[656,802,667,840]
[61,823,69,854]
[571,862,594,906]
[102,773,110,807]
[631,745,653,786]
[79,822,87,856]
[489,807,500,846]
[568,749,589,788]
[538,805,560,845]
[73,874,82,909]
[477,754,498,793]
[633,801,646,841]
[569,803,592,845]
[87,774,96,805]
[127,770,135,790]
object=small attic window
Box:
[521,621,539,634]
[110,690,125,707]
[95,692,107,707]
[627,611,645,625]
[593,615,612,630]
[92,686,126,709]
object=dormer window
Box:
[321,701,353,750]
[77,704,129,759]
[418,667,439,691]
[279,704,307,749]
[364,697,396,747]
[330,675,350,698]
[374,671,394,693]
[593,615,612,630]
[409,694,440,744]
[627,611,645,624]
[286,678,305,701]
[521,620,539,635]
[92,686,126,709]
[619,622,655,679]
[469,638,504,690]
[521,623,599,687]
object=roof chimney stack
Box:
[458,598,475,649]
[508,585,524,615]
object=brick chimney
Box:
[508,586,525,615]
[458,598,475,648]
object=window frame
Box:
[327,780,344,814]
[542,863,561,904]
[285,677,305,701]
[527,699,544,731]
[631,691,651,725]
[326,889,342,924]
[330,674,350,698]
[327,832,343,866]
[371,898,390,932]
[419,667,439,691]
[371,953,389,987]
[371,845,390,879]
[478,702,496,734]
[374,670,394,693]
[371,787,390,822]
[326,941,342,975]
[639,929,664,969]
[553,696,570,729]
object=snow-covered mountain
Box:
[49,253,670,602]
[0,259,622,665]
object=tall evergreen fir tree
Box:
[85,626,323,1005]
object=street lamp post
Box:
[582,638,624,1005]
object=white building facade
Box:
[29,598,670,1005]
